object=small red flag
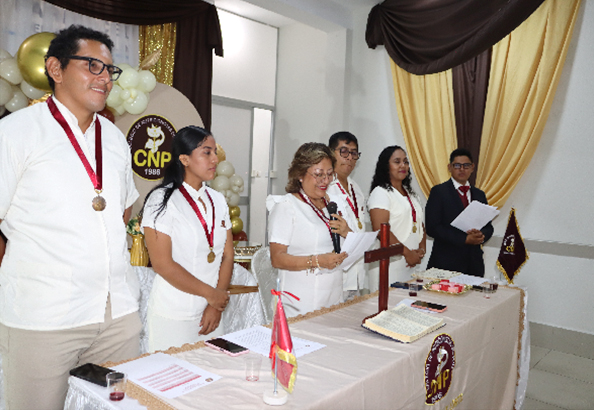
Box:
[269,290,299,393]
[497,208,529,284]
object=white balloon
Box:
[216,161,235,177]
[116,63,133,72]
[0,78,12,106]
[0,58,23,85]
[129,88,138,100]
[238,185,244,193]
[113,103,126,116]
[118,67,139,89]
[120,89,131,101]
[228,192,240,207]
[211,175,230,191]
[5,89,28,112]
[106,84,123,107]
[229,174,244,187]
[231,185,240,193]
[20,80,46,99]
[0,105,5,116]
[137,70,157,93]
[225,190,233,199]
[0,49,12,64]
[123,90,148,115]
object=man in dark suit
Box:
[425,148,494,277]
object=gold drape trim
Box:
[476,0,581,208]
[139,24,177,86]
[390,62,457,198]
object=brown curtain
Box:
[44,0,223,128]
[366,0,544,75]
[452,48,492,185]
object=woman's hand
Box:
[317,252,348,270]
[403,246,421,268]
[206,287,230,312]
[199,305,222,335]
[329,213,351,238]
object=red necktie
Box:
[458,186,470,208]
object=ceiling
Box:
[212,0,379,31]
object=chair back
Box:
[251,246,278,323]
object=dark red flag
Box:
[497,208,529,284]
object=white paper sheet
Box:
[450,200,499,232]
[221,326,326,358]
[114,353,221,399]
[448,273,489,286]
[339,231,379,270]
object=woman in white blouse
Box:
[367,146,426,288]
[267,143,349,317]
[141,126,232,352]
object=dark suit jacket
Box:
[425,179,494,277]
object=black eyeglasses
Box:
[452,163,473,170]
[336,147,361,160]
[68,56,123,82]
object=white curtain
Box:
[0,0,138,66]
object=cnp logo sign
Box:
[127,115,176,181]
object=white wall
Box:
[272,24,347,194]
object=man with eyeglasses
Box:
[327,131,367,299]
[0,25,140,409]
[425,148,494,277]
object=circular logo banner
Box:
[425,333,456,405]
[127,115,176,180]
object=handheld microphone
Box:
[326,201,341,254]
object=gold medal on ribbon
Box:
[357,219,363,230]
[92,194,106,211]
[207,250,216,263]
[412,224,417,233]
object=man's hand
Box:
[199,305,222,335]
[465,229,485,245]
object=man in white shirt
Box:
[327,132,367,299]
[425,148,494,277]
[0,25,141,410]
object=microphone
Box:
[326,201,341,254]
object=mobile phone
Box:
[205,338,249,356]
[412,300,447,313]
[69,363,115,387]
[390,281,409,289]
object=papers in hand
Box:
[222,326,325,358]
[451,200,499,232]
[340,231,378,270]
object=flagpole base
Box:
[263,390,288,406]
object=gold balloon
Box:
[17,32,56,92]
[229,206,241,218]
[231,217,243,235]
[216,143,226,163]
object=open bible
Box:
[362,304,445,343]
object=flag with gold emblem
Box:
[497,208,529,284]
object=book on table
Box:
[362,304,445,343]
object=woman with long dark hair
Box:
[141,126,232,352]
[367,146,426,289]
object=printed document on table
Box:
[340,231,379,270]
[451,200,499,232]
[222,326,325,358]
[114,353,221,399]
[449,273,488,286]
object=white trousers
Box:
[147,313,224,353]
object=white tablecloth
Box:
[65,285,528,410]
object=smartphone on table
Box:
[205,338,249,356]
[69,363,115,387]
[411,300,447,313]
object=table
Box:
[65,285,527,410]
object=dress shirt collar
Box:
[451,177,470,191]
[182,181,207,200]
[51,96,98,137]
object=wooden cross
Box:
[364,223,404,313]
